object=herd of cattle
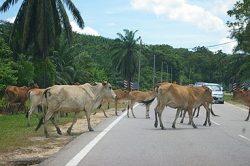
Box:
[4,82,250,137]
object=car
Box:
[194,82,224,104]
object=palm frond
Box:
[0,0,19,12]
[62,0,84,28]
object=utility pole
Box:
[166,64,168,82]
[161,61,163,82]
[153,54,156,88]
[171,67,173,83]
[138,37,142,90]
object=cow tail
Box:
[35,115,44,132]
[140,97,156,106]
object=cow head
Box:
[100,81,116,99]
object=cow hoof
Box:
[67,129,71,135]
[89,127,94,132]
[193,125,197,129]
[172,125,176,129]
[146,117,150,119]
[209,122,211,126]
[160,126,165,130]
[203,123,207,126]
[57,128,62,135]
[154,122,158,128]
[180,120,183,123]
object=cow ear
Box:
[102,81,107,86]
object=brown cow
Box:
[93,89,129,117]
[5,84,39,113]
[127,91,156,118]
[154,83,212,129]
[233,90,250,121]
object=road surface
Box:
[41,101,250,166]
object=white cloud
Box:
[131,0,227,32]
[70,21,99,36]
[211,0,236,16]
[6,17,15,23]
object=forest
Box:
[0,0,249,99]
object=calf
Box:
[26,88,45,127]
[154,83,212,130]
[93,89,129,117]
[5,84,39,113]
[233,90,250,121]
[127,91,156,118]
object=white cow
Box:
[26,88,45,127]
[41,82,116,137]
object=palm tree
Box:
[0,0,84,87]
[111,29,141,90]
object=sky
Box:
[0,0,239,54]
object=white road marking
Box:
[65,103,139,166]
[238,135,250,142]
[211,120,221,126]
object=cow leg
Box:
[180,110,186,123]
[158,111,165,130]
[50,115,62,135]
[245,108,250,121]
[196,106,200,117]
[203,104,211,126]
[154,107,158,128]
[44,111,54,138]
[130,101,136,118]
[146,104,150,119]
[187,108,197,128]
[85,110,94,131]
[210,104,218,116]
[67,112,80,135]
[172,108,181,128]
[192,108,196,117]
[26,106,39,127]
[115,99,118,116]
[179,110,183,117]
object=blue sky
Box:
[0,0,238,53]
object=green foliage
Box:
[111,29,141,90]
[227,0,250,54]
[0,37,17,96]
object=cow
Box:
[232,90,250,121]
[179,89,214,126]
[5,84,39,113]
[127,91,156,118]
[26,88,45,127]
[93,89,129,117]
[154,83,212,130]
[39,82,116,137]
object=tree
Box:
[227,0,250,54]
[0,0,84,87]
[111,29,141,90]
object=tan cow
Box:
[5,84,39,113]
[233,90,250,121]
[127,91,156,118]
[154,83,212,129]
[26,88,45,127]
[179,86,214,126]
[93,89,129,117]
[41,82,116,137]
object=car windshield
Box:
[207,85,221,91]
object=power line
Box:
[188,40,237,49]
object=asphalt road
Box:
[41,101,250,166]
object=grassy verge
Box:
[0,112,78,153]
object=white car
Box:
[203,83,224,104]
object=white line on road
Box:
[211,120,221,126]
[65,104,139,166]
[225,102,248,112]
[238,135,250,142]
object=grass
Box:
[0,100,125,154]
[0,112,78,153]
[224,92,243,105]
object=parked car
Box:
[194,82,224,104]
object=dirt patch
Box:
[0,109,117,166]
